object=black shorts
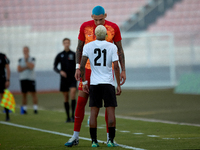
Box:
[20,80,36,93]
[89,84,117,108]
[0,78,6,94]
[60,77,77,92]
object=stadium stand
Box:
[148,0,200,34]
[0,0,148,31]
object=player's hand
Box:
[75,69,81,81]
[116,85,121,95]
[83,84,89,94]
[120,71,126,85]
[60,70,67,78]
[5,81,10,89]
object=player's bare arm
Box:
[113,61,121,95]
[60,70,67,78]
[80,56,89,94]
[5,64,10,88]
[75,40,85,81]
[26,62,34,70]
[114,41,126,85]
[17,65,28,72]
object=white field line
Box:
[0,121,146,150]
[3,106,200,127]
[11,105,200,127]
[92,112,200,127]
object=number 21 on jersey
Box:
[94,48,107,66]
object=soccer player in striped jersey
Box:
[65,5,126,147]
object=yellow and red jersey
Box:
[78,20,122,69]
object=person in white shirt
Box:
[17,46,38,114]
[80,25,121,147]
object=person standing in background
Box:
[17,46,38,114]
[54,38,77,122]
[0,53,11,121]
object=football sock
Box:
[90,128,97,143]
[64,102,70,119]
[33,105,38,110]
[71,99,76,118]
[108,127,116,143]
[107,133,109,142]
[72,131,79,139]
[4,108,9,120]
[74,96,88,132]
[105,109,109,133]
[23,105,27,111]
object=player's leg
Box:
[20,80,28,114]
[90,107,100,147]
[0,80,10,121]
[30,80,38,114]
[105,109,109,141]
[62,91,71,122]
[73,90,88,135]
[89,85,102,147]
[64,69,91,147]
[106,107,116,147]
[30,92,38,114]
[60,78,71,122]
[69,87,76,122]
[22,92,28,114]
[103,84,117,147]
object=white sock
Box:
[107,133,109,142]
[23,105,27,110]
[72,131,79,139]
[33,105,38,110]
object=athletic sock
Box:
[72,131,79,139]
[90,128,97,143]
[23,105,27,111]
[64,102,70,119]
[107,133,109,142]
[33,105,38,110]
[4,108,9,120]
[108,127,116,143]
[71,99,76,118]
[74,96,88,132]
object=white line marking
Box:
[83,112,200,127]
[120,130,131,133]
[133,133,144,135]
[97,127,104,129]
[147,135,159,137]
[0,121,146,150]
[13,106,200,127]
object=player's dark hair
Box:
[63,38,70,43]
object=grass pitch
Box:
[0,89,200,150]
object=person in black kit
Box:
[54,38,77,122]
[0,53,11,121]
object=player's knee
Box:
[108,119,115,127]
[77,97,87,106]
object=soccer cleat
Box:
[113,140,119,147]
[107,140,115,147]
[64,137,79,147]
[71,117,74,122]
[34,110,38,114]
[107,140,119,147]
[23,110,27,114]
[91,141,99,147]
[5,118,10,121]
[66,118,71,123]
